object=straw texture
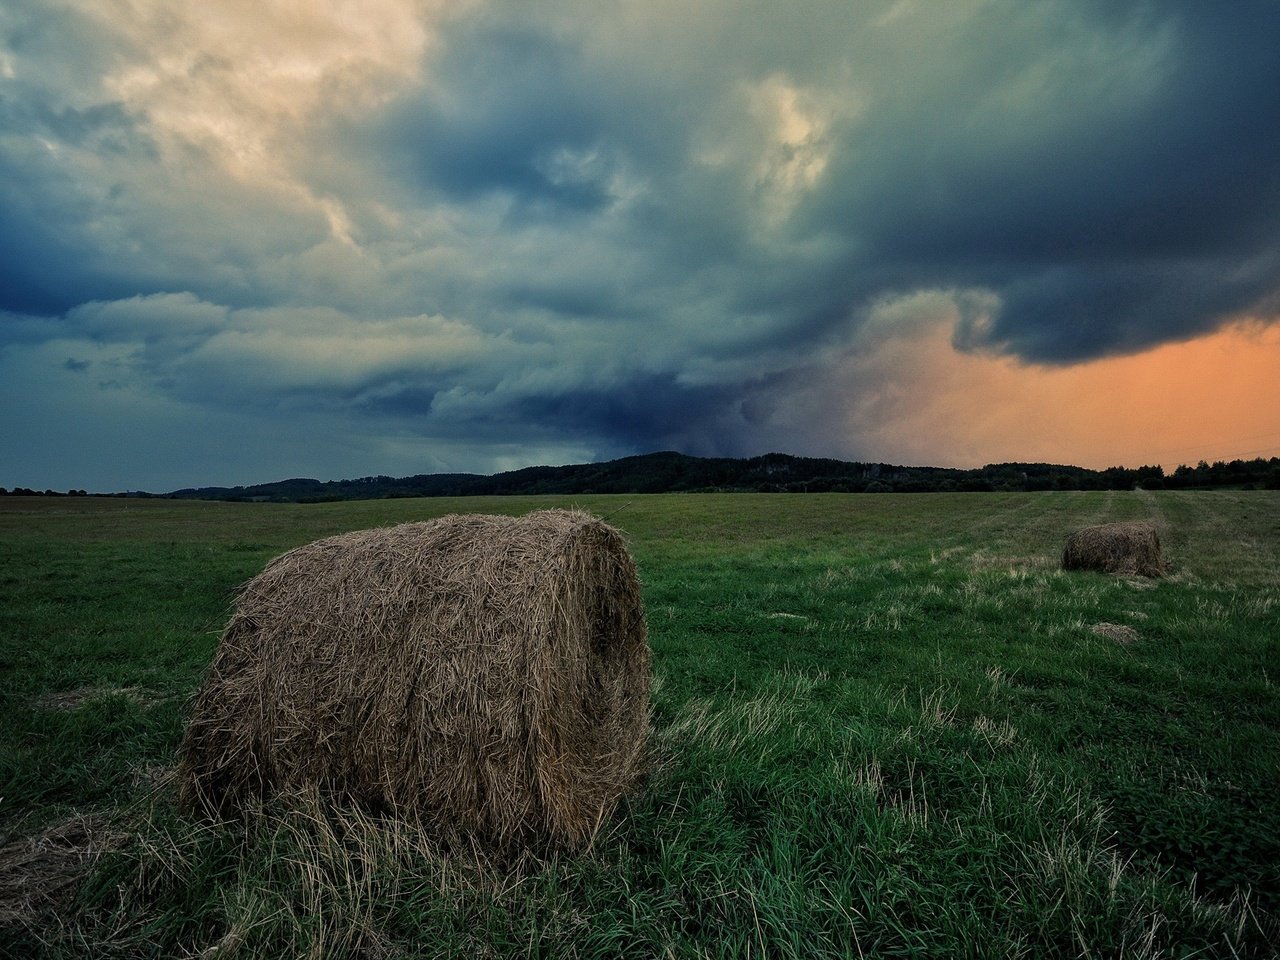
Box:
[178,509,650,853]
[1062,521,1167,578]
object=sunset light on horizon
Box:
[825,313,1280,475]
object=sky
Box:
[3,1,1279,491]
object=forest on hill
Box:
[6,452,1278,502]
[148,451,1280,502]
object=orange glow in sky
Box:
[843,319,1280,472]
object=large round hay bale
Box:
[1061,521,1166,577]
[178,509,650,853]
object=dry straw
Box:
[1090,622,1140,645]
[1061,521,1167,578]
[0,814,116,928]
[179,509,651,854]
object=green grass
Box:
[2,491,1278,957]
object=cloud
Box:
[753,292,1280,470]
[70,292,228,339]
[0,323,603,490]
[2,0,1279,488]
[798,1,1280,361]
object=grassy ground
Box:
[1,491,1277,958]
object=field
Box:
[1,491,1278,958]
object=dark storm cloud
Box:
[3,0,1280,488]
[0,106,145,314]
[385,25,618,211]
[374,0,1280,375]
[798,1,1280,362]
[0,5,151,313]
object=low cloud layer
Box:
[3,1,1279,488]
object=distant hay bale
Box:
[178,509,651,854]
[1061,521,1166,578]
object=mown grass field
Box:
[1,490,1278,958]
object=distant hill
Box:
[149,451,1280,502]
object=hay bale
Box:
[1061,521,1166,577]
[178,509,650,853]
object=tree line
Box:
[6,452,1278,502]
